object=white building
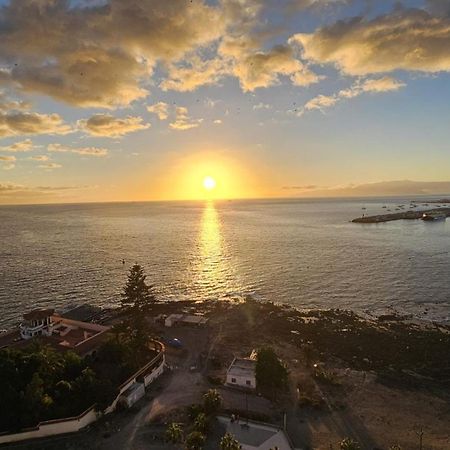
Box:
[218,416,294,450]
[226,357,256,390]
[20,308,55,339]
[119,382,145,408]
[164,313,208,327]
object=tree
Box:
[255,347,288,394]
[220,433,242,450]
[340,438,361,450]
[121,264,156,312]
[194,412,209,433]
[203,389,222,415]
[166,422,183,444]
[389,446,402,450]
[185,431,206,450]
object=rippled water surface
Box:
[1,198,450,326]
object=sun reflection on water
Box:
[193,201,229,295]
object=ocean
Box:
[1,197,450,327]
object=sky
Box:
[1,0,450,203]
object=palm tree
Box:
[340,437,361,450]
[194,412,209,433]
[165,422,183,444]
[185,431,206,450]
[220,433,242,450]
[203,389,222,415]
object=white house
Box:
[226,357,256,390]
[20,308,55,339]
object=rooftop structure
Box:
[1,308,110,356]
[218,416,294,450]
[226,357,257,389]
[164,313,208,327]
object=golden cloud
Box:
[78,114,150,137]
[0,112,72,138]
[291,8,450,76]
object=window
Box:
[231,378,236,383]
[246,380,251,386]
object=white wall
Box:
[226,374,256,389]
[0,342,166,444]
[0,408,98,445]
[143,357,165,387]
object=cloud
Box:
[0,138,34,152]
[147,102,169,120]
[0,154,16,170]
[253,102,271,110]
[160,57,226,92]
[78,114,150,137]
[0,112,72,138]
[0,155,16,162]
[0,91,31,112]
[48,143,108,157]
[304,94,338,111]
[0,0,225,108]
[38,162,62,170]
[302,76,405,113]
[282,184,319,190]
[0,182,88,204]
[169,107,203,131]
[290,8,450,76]
[229,45,321,91]
[285,0,350,13]
[29,155,50,161]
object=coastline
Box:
[352,207,450,223]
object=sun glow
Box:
[203,176,217,191]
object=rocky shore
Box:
[352,207,450,223]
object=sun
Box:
[203,176,217,191]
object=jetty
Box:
[352,207,450,223]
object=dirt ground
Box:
[7,302,450,450]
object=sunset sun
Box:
[203,176,217,191]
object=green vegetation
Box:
[185,431,206,450]
[0,344,116,432]
[121,264,156,313]
[193,412,209,434]
[0,335,157,432]
[220,432,242,450]
[165,422,184,444]
[202,389,222,415]
[340,437,361,450]
[255,347,288,395]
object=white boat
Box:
[422,212,446,222]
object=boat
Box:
[422,212,446,222]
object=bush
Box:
[185,431,206,450]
